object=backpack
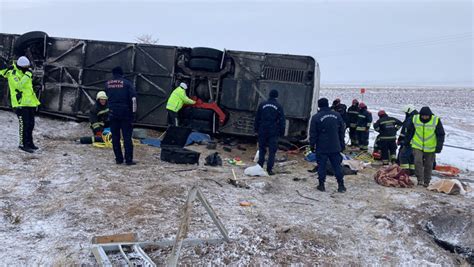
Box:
[205,152,222,166]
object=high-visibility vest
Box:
[0,63,40,108]
[411,114,439,152]
[166,87,195,112]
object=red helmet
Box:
[352,99,359,105]
[359,102,367,109]
[378,110,386,117]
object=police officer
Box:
[405,106,445,187]
[347,99,360,147]
[356,102,372,151]
[89,91,109,136]
[166,82,195,126]
[373,110,402,165]
[105,67,137,165]
[0,56,40,153]
[310,98,346,192]
[254,89,285,175]
[398,104,418,175]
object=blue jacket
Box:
[105,74,137,118]
[309,107,345,153]
[254,98,285,136]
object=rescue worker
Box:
[254,89,285,176]
[331,98,348,126]
[89,91,109,136]
[310,98,346,193]
[0,56,40,153]
[373,110,402,165]
[347,99,360,147]
[166,82,196,126]
[405,106,445,187]
[398,104,418,175]
[356,102,372,151]
[105,67,137,165]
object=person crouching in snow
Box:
[89,91,110,136]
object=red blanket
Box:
[374,165,414,188]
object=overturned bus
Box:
[0,31,320,137]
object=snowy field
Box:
[0,86,472,265]
[320,86,474,171]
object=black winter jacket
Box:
[398,110,418,145]
[254,98,286,136]
[356,108,372,131]
[331,103,348,126]
[373,115,402,140]
[347,104,359,128]
[89,101,110,134]
[309,107,345,153]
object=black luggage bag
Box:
[160,126,200,165]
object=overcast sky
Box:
[0,0,472,87]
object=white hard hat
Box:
[179,82,188,90]
[402,104,416,113]
[96,91,108,100]
[17,56,30,67]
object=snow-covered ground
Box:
[0,87,472,265]
[320,86,474,171]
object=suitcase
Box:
[160,126,200,165]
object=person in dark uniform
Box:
[347,99,360,147]
[373,110,402,165]
[105,67,137,165]
[254,89,285,175]
[331,98,348,127]
[356,102,372,151]
[310,98,346,193]
[398,104,418,175]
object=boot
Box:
[316,181,325,192]
[29,143,39,150]
[19,146,34,153]
[337,181,347,193]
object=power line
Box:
[317,32,473,58]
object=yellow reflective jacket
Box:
[411,114,439,152]
[0,63,40,108]
[166,86,195,112]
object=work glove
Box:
[435,146,442,153]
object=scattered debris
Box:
[228,169,250,189]
[293,177,308,182]
[296,190,319,202]
[206,141,217,150]
[239,201,253,207]
[204,152,223,166]
[244,164,269,177]
[236,145,247,151]
[91,185,230,266]
[434,165,461,177]
[202,178,223,187]
[223,146,232,152]
[427,179,470,195]
[374,165,414,188]
[92,233,138,244]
